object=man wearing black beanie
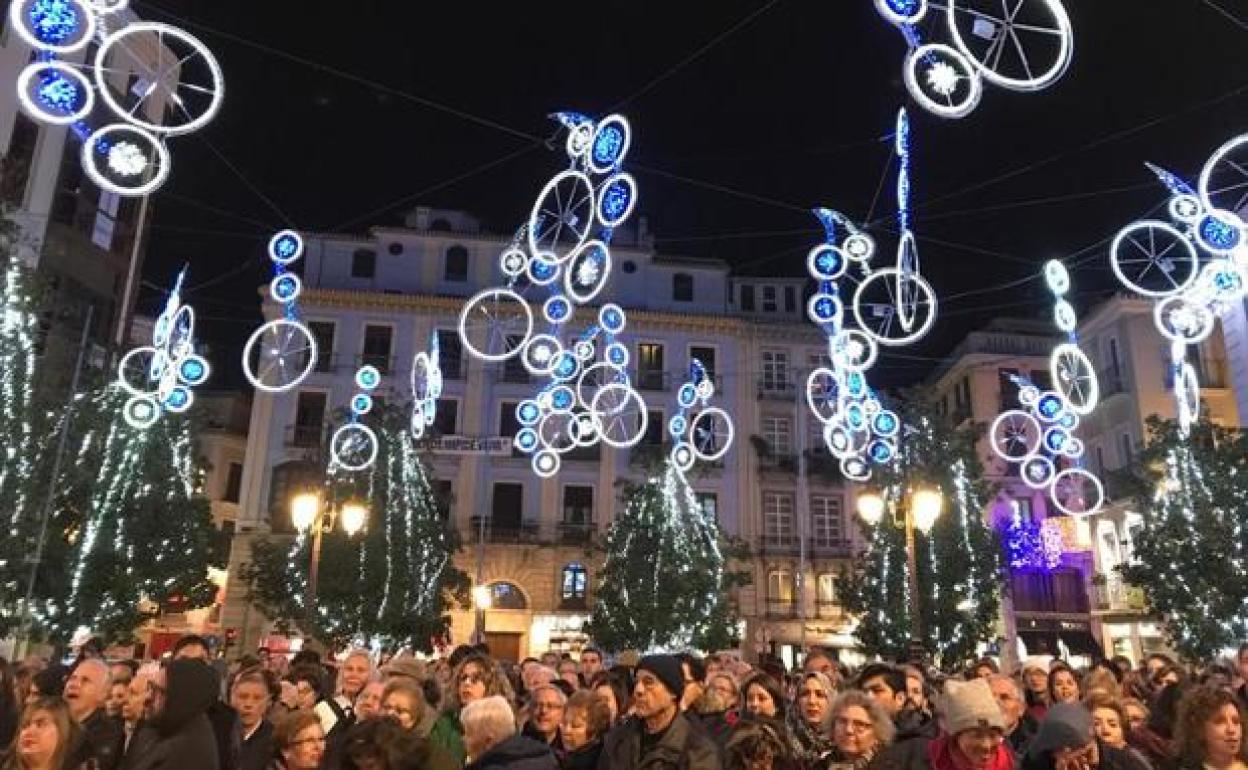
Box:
[598,654,720,770]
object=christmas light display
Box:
[1003,503,1063,571]
[875,0,1073,119]
[11,2,223,195]
[803,110,929,481]
[988,259,1103,517]
[457,111,644,478]
[115,268,210,429]
[243,230,319,393]
[408,331,443,440]
[329,366,381,472]
[667,359,734,472]
[1109,135,1248,436]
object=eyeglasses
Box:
[293,736,326,746]
[834,717,874,734]
[533,701,564,712]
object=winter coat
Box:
[121,659,221,770]
[1007,715,1039,760]
[893,710,939,747]
[870,735,933,770]
[80,708,126,770]
[206,700,242,770]
[238,721,274,770]
[598,712,722,770]
[561,740,604,770]
[429,711,469,767]
[1021,740,1152,770]
[467,735,559,770]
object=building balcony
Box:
[356,354,397,375]
[285,424,325,449]
[765,600,798,618]
[467,516,541,544]
[634,370,670,391]
[555,521,597,546]
[757,378,797,400]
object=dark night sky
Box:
[130,0,1248,386]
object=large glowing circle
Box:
[330,423,379,472]
[1153,296,1215,344]
[458,288,533,362]
[1050,468,1104,517]
[806,367,840,423]
[577,362,628,410]
[596,173,638,228]
[117,346,164,397]
[874,0,927,25]
[81,124,172,196]
[894,231,922,331]
[588,114,632,174]
[17,61,95,125]
[242,319,318,393]
[807,245,849,281]
[10,0,96,53]
[268,230,304,265]
[123,395,160,429]
[1050,343,1098,415]
[590,383,648,449]
[990,410,1042,461]
[689,407,733,461]
[830,330,879,373]
[538,412,578,453]
[852,268,938,347]
[564,240,612,304]
[94,23,225,136]
[528,170,596,263]
[1198,132,1248,216]
[1109,220,1199,297]
[903,43,984,119]
[946,0,1073,92]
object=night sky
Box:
[131,1,1248,386]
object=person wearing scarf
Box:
[827,690,894,770]
[874,679,1013,770]
[789,672,837,770]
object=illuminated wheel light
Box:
[1050,343,1098,415]
[1198,131,1248,215]
[242,319,318,393]
[989,410,1042,461]
[689,407,733,461]
[577,362,628,410]
[81,124,171,197]
[1049,468,1104,517]
[852,268,938,347]
[903,43,983,120]
[945,0,1074,92]
[458,288,533,362]
[17,61,95,125]
[1109,220,1199,298]
[330,423,379,472]
[94,22,224,136]
[528,170,596,263]
[806,368,840,423]
[117,346,164,397]
[590,384,649,449]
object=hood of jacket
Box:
[470,734,556,770]
[153,659,219,736]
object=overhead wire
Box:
[1200,0,1248,31]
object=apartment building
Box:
[220,207,868,662]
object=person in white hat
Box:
[874,678,1012,770]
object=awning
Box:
[1059,630,1103,657]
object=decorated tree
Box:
[246,403,469,649]
[1120,416,1248,660]
[36,386,222,643]
[840,397,1001,665]
[0,242,44,636]
[588,460,747,652]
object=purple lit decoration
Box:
[1003,510,1063,572]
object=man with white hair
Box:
[65,657,125,770]
[521,684,565,748]
[462,695,558,770]
[988,673,1036,756]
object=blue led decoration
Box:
[28,0,80,45]
[330,365,382,472]
[1002,510,1064,572]
[1198,213,1241,252]
[243,231,318,393]
[665,359,734,473]
[36,71,79,113]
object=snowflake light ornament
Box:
[457,112,644,478]
[875,0,1073,119]
[1108,133,1248,436]
[115,267,210,429]
[667,360,734,474]
[329,366,381,473]
[10,1,223,195]
[409,332,444,440]
[241,231,318,393]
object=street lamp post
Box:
[471,584,492,644]
[291,492,368,628]
[856,488,943,647]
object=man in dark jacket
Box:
[988,674,1037,758]
[462,695,558,770]
[122,658,221,770]
[859,664,937,744]
[598,654,721,770]
[65,658,125,770]
[173,635,241,770]
[1022,703,1151,770]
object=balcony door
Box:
[491,482,523,531]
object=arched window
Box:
[488,581,528,610]
[445,245,469,282]
[267,461,322,532]
[561,563,588,606]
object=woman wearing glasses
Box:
[271,711,324,770]
[825,691,893,770]
[439,654,517,768]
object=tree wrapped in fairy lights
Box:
[247,403,469,649]
[1120,416,1248,660]
[840,397,1001,665]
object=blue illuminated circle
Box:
[552,351,579,380]
[1036,393,1064,421]
[808,293,842,324]
[1209,266,1244,296]
[351,394,373,415]
[1057,411,1079,431]
[668,415,688,437]
[543,295,572,323]
[605,343,629,367]
[164,386,190,410]
[527,256,558,285]
[1043,427,1069,453]
[1197,212,1242,253]
[868,439,895,464]
[846,371,865,396]
[597,174,637,227]
[517,400,540,426]
[807,245,847,281]
[268,230,304,265]
[355,366,381,391]
[270,273,301,303]
[872,411,898,435]
[178,356,208,385]
[515,428,539,452]
[25,0,84,46]
[550,386,574,411]
[677,383,698,408]
[37,71,80,113]
[599,304,626,334]
[590,118,630,172]
[846,403,865,429]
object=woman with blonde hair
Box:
[789,672,837,768]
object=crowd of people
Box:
[1,637,1246,770]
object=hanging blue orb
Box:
[351,394,373,415]
[179,357,205,382]
[873,412,897,435]
[273,275,299,301]
[531,259,556,281]
[846,371,865,396]
[668,415,688,437]
[1037,393,1064,420]
[868,439,894,464]
[273,235,299,261]
[517,401,540,425]
[677,383,697,407]
[28,0,81,45]
[1043,427,1068,453]
[593,125,625,167]
[36,70,81,114]
[515,428,538,452]
[553,352,578,379]
[164,387,189,409]
[551,387,574,410]
[1198,213,1242,252]
[599,178,633,222]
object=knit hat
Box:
[1021,657,1049,675]
[382,656,426,681]
[940,679,1007,735]
[637,654,685,699]
[1027,703,1093,759]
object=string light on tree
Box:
[875,0,1073,119]
[11,2,223,195]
